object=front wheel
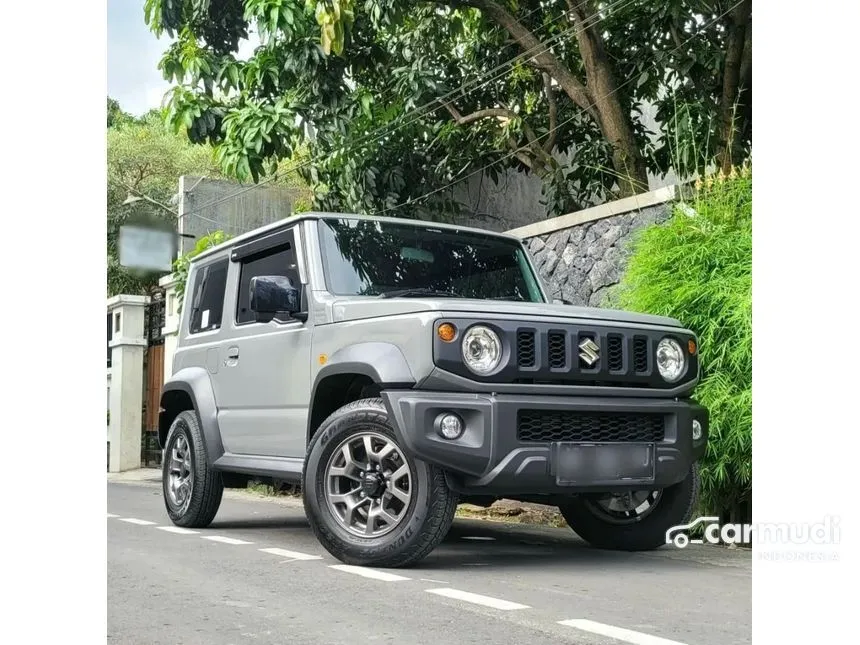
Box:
[303,398,458,568]
[558,464,699,551]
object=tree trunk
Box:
[717,0,752,174]
[461,0,649,198]
[566,1,648,197]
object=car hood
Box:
[328,297,683,329]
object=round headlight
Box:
[461,325,502,375]
[656,338,686,382]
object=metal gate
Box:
[141,292,166,467]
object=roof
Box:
[189,211,523,264]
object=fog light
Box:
[437,413,464,440]
[692,419,703,441]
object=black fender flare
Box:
[159,367,224,466]
[307,342,416,437]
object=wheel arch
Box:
[307,342,415,444]
[159,367,224,466]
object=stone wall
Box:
[506,186,678,307]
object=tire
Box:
[558,464,699,551]
[303,397,458,568]
[162,410,224,528]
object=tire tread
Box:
[163,410,224,528]
[304,398,457,568]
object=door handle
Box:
[226,347,239,359]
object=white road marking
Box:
[328,565,410,582]
[558,619,690,645]
[420,578,450,584]
[119,518,156,526]
[156,526,199,535]
[259,548,323,561]
[462,536,496,541]
[425,588,530,611]
[107,514,119,518]
[201,536,254,545]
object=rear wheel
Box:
[162,410,223,527]
[558,464,699,551]
[303,398,457,567]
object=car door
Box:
[209,225,312,458]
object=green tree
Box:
[107,97,134,128]
[143,0,751,218]
[107,101,223,296]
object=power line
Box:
[369,0,746,218]
[177,0,634,224]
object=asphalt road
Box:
[108,478,751,645]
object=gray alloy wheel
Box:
[324,431,414,538]
[166,433,194,515]
[303,397,458,567]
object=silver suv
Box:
[159,213,708,567]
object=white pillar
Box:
[107,295,149,472]
[159,273,181,384]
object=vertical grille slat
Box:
[548,331,567,369]
[517,330,536,367]
[633,336,649,373]
[607,334,623,372]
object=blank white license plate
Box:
[553,443,655,485]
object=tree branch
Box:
[443,103,517,126]
[542,72,558,152]
[443,102,546,152]
[452,0,597,121]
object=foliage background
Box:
[106,97,311,298]
[107,101,223,296]
[612,165,752,521]
[142,0,752,220]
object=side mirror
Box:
[250,275,305,321]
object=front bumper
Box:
[381,391,708,495]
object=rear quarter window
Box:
[188,259,229,334]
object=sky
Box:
[107,0,174,116]
[107,0,258,116]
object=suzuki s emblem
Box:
[578,338,600,366]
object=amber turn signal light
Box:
[437,323,457,342]
[688,339,697,355]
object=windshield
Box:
[317,218,545,302]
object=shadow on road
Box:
[204,508,747,573]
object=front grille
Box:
[548,331,566,368]
[517,410,665,443]
[440,321,696,390]
[517,330,535,367]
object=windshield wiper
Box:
[378,288,463,299]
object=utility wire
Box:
[369,0,745,218]
[177,0,634,225]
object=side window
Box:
[188,259,229,334]
[235,238,299,324]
